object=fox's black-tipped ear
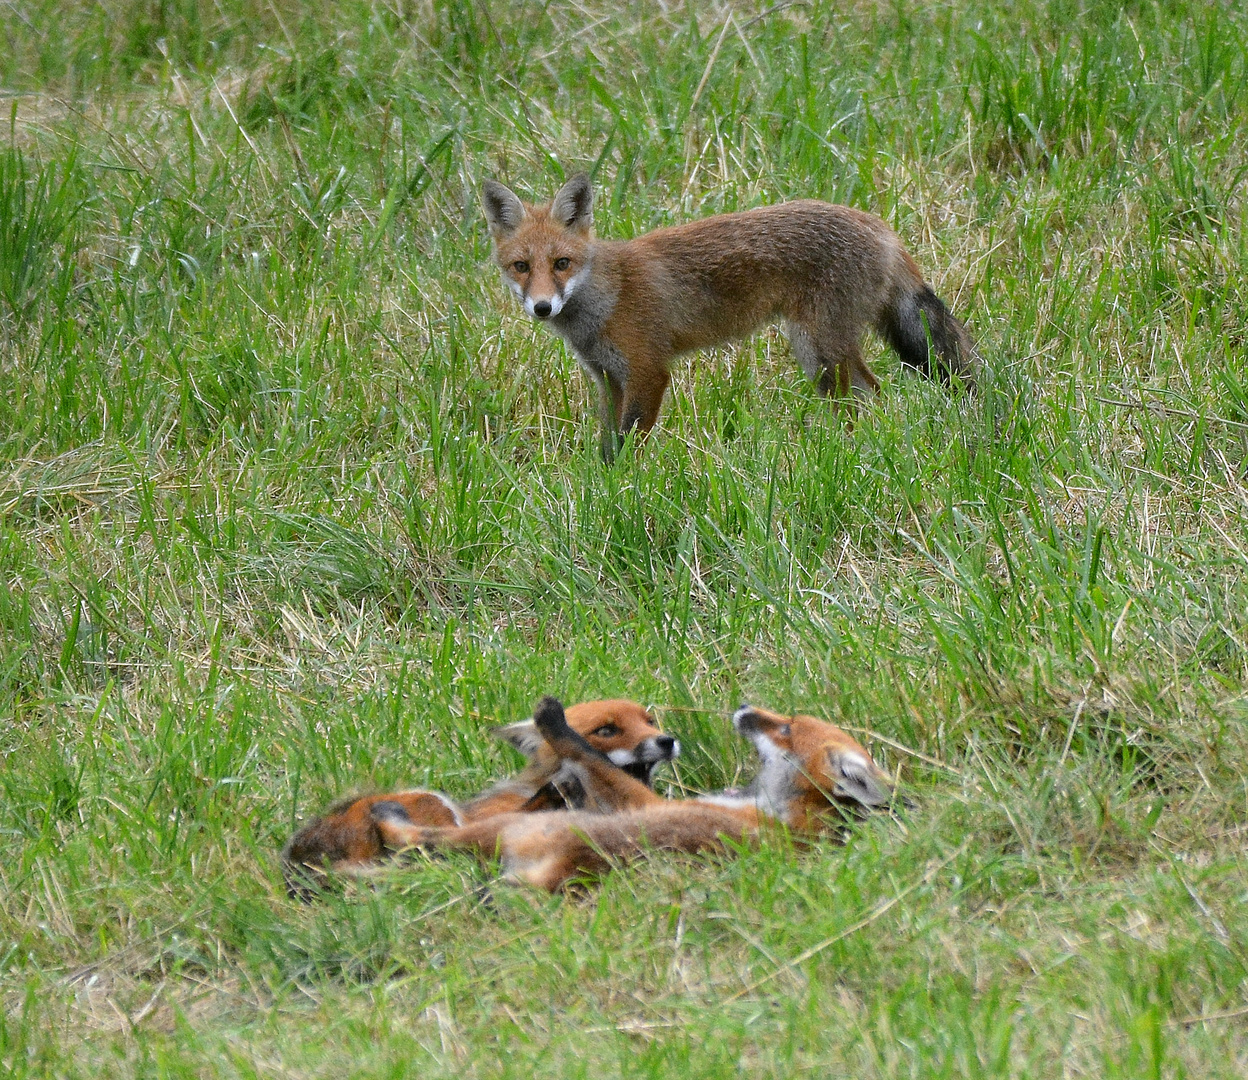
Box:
[550,173,593,232]
[482,179,525,236]
[828,749,893,809]
[532,695,569,737]
[493,720,542,758]
[733,705,790,740]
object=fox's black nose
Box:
[655,735,677,757]
[532,300,552,318]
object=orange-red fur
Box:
[282,699,675,894]
[482,174,976,459]
[373,700,898,892]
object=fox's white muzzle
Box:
[526,294,563,319]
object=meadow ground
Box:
[2,1,1248,1075]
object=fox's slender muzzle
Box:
[653,735,678,759]
[523,293,564,319]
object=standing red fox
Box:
[483,173,977,459]
[373,698,899,891]
[281,699,677,895]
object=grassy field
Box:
[3,0,1248,1074]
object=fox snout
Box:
[651,734,679,760]
[508,272,566,320]
[608,733,680,767]
[524,283,569,320]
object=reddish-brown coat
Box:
[376,707,897,891]
[282,699,672,892]
[484,176,975,458]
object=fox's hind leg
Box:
[785,320,822,384]
[371,803,517,863]
[785,320,879,404]
[815,345,879,401]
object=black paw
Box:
[532,696,569,737]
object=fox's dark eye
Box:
[512,261,530,274]
[553,257,571,271]
[591,724,620,738]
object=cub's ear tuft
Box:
[482,179,525,236]
[493,720,543,758]
[550,173,593,232]
[828,750,894,809]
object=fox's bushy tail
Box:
[882,285,977,389]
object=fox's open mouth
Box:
[617,735,680,783]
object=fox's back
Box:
[631,200,897,270]
[599,201,914,348]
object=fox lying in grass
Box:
[281,699,677,895]
[370,697,898,891]
[482,173,977,459]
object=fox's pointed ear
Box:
[482,180,525,237]
[827,749,893,809]
[733,705,790,741]
[550,173,593,233]
[493,720,542,758]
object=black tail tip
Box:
[532,695,568,735]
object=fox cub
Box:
[483,173,977,459]
[281,699,677,894]
[372,698,899,892]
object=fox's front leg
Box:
[598,371,626,462]
[618,368,671,449]
[579,362,626,462]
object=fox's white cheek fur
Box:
[506,278,524,301]
[607,748,637,766]
[562,267,588,301]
